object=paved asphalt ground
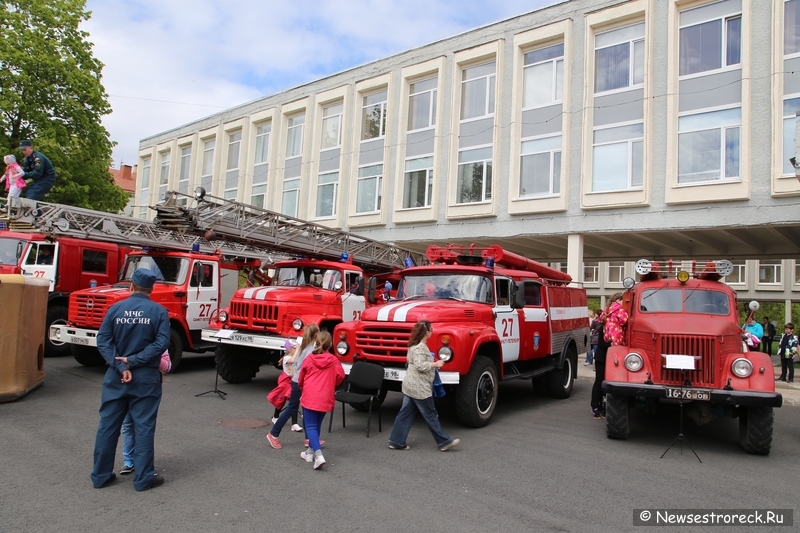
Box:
[1,355,798,533]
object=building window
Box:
[523,43,564,108]
[321,103,343,150]
[408,77,437,131]
[138,188,149,219]
[795,261,800,285]
[679,13,741,76]
[725,260,746,284]
[402,156,433,209]
[316,172,338,218]
[254,123,270,165]
[201,139,215,191]
[158,151,170,200]
[139,157,151,219]
[583,262,599,283]
[787,0,800,55]
[356,164,382,213]
[225,131,241,194]
[678,107,740,184]
[362,90,387,141]
[286,114,304,158]
[607,261,624,283]
[456,146,493,204]
[178,145,191,197]
[592,123,643,191]
[250,184,266,209]
[783,97,800,175]
[282,178,300,217]
[461,62,496,120]
[758,261,782,284]
[595,23,644,93]
[520,135,561,197]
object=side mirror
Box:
[367,277,377,304]
[511,281,525,309]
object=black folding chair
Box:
[328,361,384,437]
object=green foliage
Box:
[0,0,128,212]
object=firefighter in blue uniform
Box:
[90,268,170,491]
[18,139,56,201]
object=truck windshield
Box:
[0,238,25,266]
[398,273,493,304]
[639,288,730,315]
[122,255,189,285]
[274,266,343,290]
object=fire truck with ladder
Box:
[602,259,782,455]
[144,188,425,383]
[2,195,274,370]
[333,244,590,428]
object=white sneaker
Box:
[291,424,303,432]
[300,449,314,463]
[583,361,591,366]
[313,452,326,470]
[271,417,278,424]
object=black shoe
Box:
[776,377,786,382]
[139,474,165,491]
[119,464,134,475]
[95,473,117,489]
[788,379,795,383]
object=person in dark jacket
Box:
[761,317,776,355]
[18,139,56,201]
[90,268,170,491]
[585,310,601,365]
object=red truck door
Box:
[494,277,521,362]
[185,260,218,330]
[21,241,57,291]
[518,280,550,358]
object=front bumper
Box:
[340,362,460,384]
[49,325,98,347]
[603,381,783,408]
[200,328,289,351]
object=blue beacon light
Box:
[485,257,495,269]
[404,257,415,268]
[191,243,200,253]
[339,253,349,262]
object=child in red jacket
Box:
[298,331,344,470]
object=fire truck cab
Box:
[333,245,590,428]
[602,259,782,455]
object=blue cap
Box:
[19,139,32,148]
[384,281,392,290]
[131,268,157,289]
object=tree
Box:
[0,0,128,212]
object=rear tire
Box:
[72,344,105,367]
[548,349,576,399]
[605,393,630,439]
[45,305,70,358]
[455,355,498,428]
[167,329,184,372]
[215,344,260,384]
[739,406,773,455]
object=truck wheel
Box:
[605,393,630,439]
[215,344,260,384]
[167,329,184,372]
[351,389,388,412]
[548,349,576,399]
[72,345,105,367]
[739,406,773,455]
[44,305,70,358]
[455,355,498,428]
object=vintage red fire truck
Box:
[333,244,590,427]
[0,229,131,357]
[602,259,782,455]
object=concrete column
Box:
[786,299,793,325]
[567,233,584,287]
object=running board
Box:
[503,362,555,381]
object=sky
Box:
[82,0,558,168]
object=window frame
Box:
[456,145,493,205]
[758,260,783,285]
[254,123,271,165]
[286,113,305,159]
[321,102,343,151]
[607,261,625,284]
[785,0,800,58]
[361,90,388,141]
[201,139,215,192]
[281,178,301,218]
[460,61,497,122]
[591,121,644,192]
[594,23,645,95]
[678,10,742,79]
[725,260,746,285]
[401,155,434,209]
[677,106,741,185]
[250,184,267,209]
[583,262,599,284]
[782,95,800,176]
[315,171,339,219]
[522,42,565,109]
[407,77,438,132]
[519,134,562,198]
[355,164,383,214]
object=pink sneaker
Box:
[304,439,325,447]
[266,433,282,449]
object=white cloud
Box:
[83,0,557,167]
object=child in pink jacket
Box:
[298,331,344,470]
[2,155,26,198]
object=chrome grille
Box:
[229,300,279,329]
[659,335,715,386]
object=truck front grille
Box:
[659,335,715,386]
[72,295,111,328]
[229,300,279,329]
[355,325,412,358]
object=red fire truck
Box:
[602,259,782,455]
[333,244,590,427]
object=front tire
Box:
[548,349,576,399]
[455,355,498,428]
[605,393,630,439]
[739,406,773,455]
[45,305,70,358]
[167,328,184,371]
[215,344,260,384]
[72,344,105,367]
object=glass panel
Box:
[555,59,564,100]
[255,124,270,164]
[679,19,722,76]
[358,164,383,178]
[282,189,298,217]
[485,161,492,199]
[553,151,561,194]
[159,152,170,185]
[356,176,378,213]
[408,91,432,130]
[520,153,551,196]
[631,140,643,187]
[783,117,796,174]
[726,17,741,66]
[488,76,495,115]
[678,129,722,183]
[521,135,562,154]
[524,43,564,65]
[523,62,553,108]
[595,42,630,92]
[410,77,437,94]
[363,90,387,106]
[316,174,336,218]
[461,77,487,120]
[457,162,486,203]
[458,146,493,164]
[679,107,741,131]
[632,39,645,85]
[462,62,496,81]
[321,113,341,149]
[202,140,215,176]
[286,118,304,158]
[362,102,384,140]
[227,131,241,170]
[784,96,800,116]
[724,127,740,177]
[595,22,645,49]
[404,156,433,172]
[785,0,800,55]
[141,159,151,188]
[403,169,429,208]
[594,123,643,144]
[592,142,629,191]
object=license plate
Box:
[665,387,710,401]
[384,368,402,381]
[70,336,89,345]
[232,334,254,343]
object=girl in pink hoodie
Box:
[298,331,344,470]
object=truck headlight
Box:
[624,353,644,372]
[218,311,228,323]
[731,358,753,378]
[51,327,62,340]
[335,341,349,356]
[437,346,453,362]
[292,319,303,331]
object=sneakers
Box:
[290,424,303,432]
[94,473,117,489]
[388,444,411,450]
[119,464,134,475]
[139,474,165,491]
[300,448,314,463]
[266,433,282,449]
[303,439,325,447]
[439,438,460,452]
[313,451,326,470]
[776,377,786,382]
[584,361,592,366]
[271,417,278,424]
[592,409,602,419]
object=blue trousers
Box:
[91,374,161,491]
[303,408,326,452]
[270,381,300,438]
[388,395,453,449]
[24,178,55,201]
[122,412,134,466]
